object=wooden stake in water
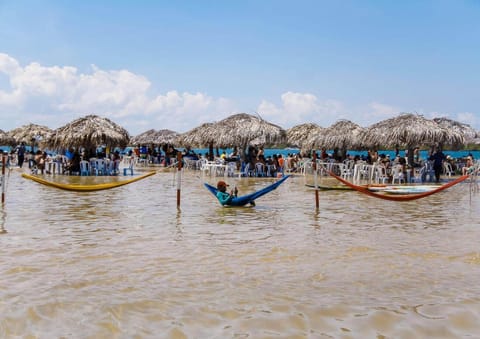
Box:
[1,153,5,204]
[176,152,182,209]
[312,151,319,209]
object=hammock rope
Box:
[328,170,469,201]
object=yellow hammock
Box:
[328,171,469,201]
[22,171,156,192]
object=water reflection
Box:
[0,206,6,234]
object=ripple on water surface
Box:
[1,170,480,337]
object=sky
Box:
[1,0,479,136]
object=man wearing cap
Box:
[216,180,238,206]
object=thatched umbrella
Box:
[176,123,215,148]
[433,117,478,145]
[308,119,365,160]
[0,129,16,147]
[152,129,179,145]
[177,113,285,161]
[360,113,465,166]
[360,113,464,148]
[130,129,158,146]
[131,129,179,146]
[7,123,54,151]
[211,113,286,162]
[212,113,286,149]
[48,115,130,154]
[176,123,216,159]
[286,123,324,150]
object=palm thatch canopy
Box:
[433,117,478,144]
[286,123,324,149]
[176,123,215,148]
[360,113,464,149]
[308,119,365,150]
[48,114,130,151]
[7,123,54,148]
[0,129,16,146]
[177,113,286,149]
[211,113,286,148]
[131,129,179,146]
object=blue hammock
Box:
[204,175,290,206]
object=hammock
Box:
[328,171,468,201]
[22,171,156,192]
[204,175,290,206]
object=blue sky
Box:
[1,0,479,135]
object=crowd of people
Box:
[3,141,478,183]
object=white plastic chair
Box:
[226,162,236,177]
[80,160,90,176]
[123,157,135,175]
[443,162,455,177]
[373,165,389,184]
[391,165,405,184]
[239,162,255,177]
[411,166,425,183]
[95,159,106,176]
[255,162,266,177]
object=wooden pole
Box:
[176,151,182,209]
[1,153,6,204]
[312,151,319,209]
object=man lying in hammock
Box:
[216,180,240,206]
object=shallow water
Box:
[1,167,480,338]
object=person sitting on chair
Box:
[462,156,475,175]
[216,180,238,206]
[64,150,81,175]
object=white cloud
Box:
[1,53,477,136]
[360,102,399,126]
[257,91,347,128]
[456,112,479,129]
[0,53,235,134]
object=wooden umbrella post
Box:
[1,152,6,204]
[312,151,319,209]
[176,151,182,209]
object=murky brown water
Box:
[1,167,480,338]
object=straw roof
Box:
[176,123,215,148]
[0,129,16,146]
[7,123,54,148]
[286,123,324,148]
[211,113,286,148]
[177,113,286,148]
[308,119,364,150]
[360,113,464,148]
[433,117,478,143]
[131,129,179,146]
[48,114,130,150]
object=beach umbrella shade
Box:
[130,129,158,146]
[433,117,478,145]
[308,119,365,157]
[177,114,286,149]
[131,129,179,146]
[152,129,179,145]
[360,113,465,167]
[211,113,286,148]
[7,123,54,150]
[0,129,16,147]
[360,113,464,149]
[286,123,324,149]
[48,114,130,151]
[211,113,286,161]
[176,123,216,148]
